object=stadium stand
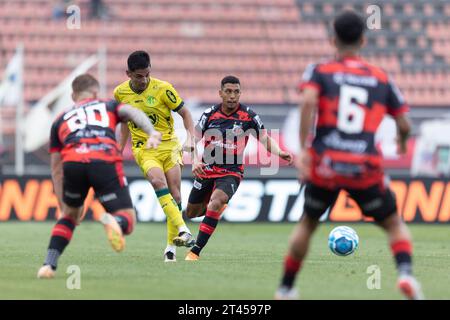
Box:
[1,0,450,148]
[2,0,450,108]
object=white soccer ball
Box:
[328,226,359,256]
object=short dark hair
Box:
[127,50,151,71]
[333,10,365,46]
[72,73,99,93]
[221,75,240,88]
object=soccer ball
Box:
[328,226,359,256]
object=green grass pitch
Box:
[0,222,448,299]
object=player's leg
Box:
[38,163,88,278]
[185,177,215,219]
[275,183,339,299]
[164,164,184,261]
[162,145,195,248]
[90,161,136,252]
[147,167,192,245]
[186,176,239,260]
[349,184,424,300]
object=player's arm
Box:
[191,134,205,177]
[177,107,196,153]
[395,113,411,154]
[117,104,161,149]
[118,123,130,153]
[191,111,209,178]
[163,84,195,152]
[386,77,411,155]
[258,132,293,164]
[299,87,318,149]
[113,89,130,152]
[49,119,64,210]
[50,152,64,211]
[298,87,319,180]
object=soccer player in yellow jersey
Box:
[114,51,195,262]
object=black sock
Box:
[114,215,129,234]
[45,217,76,270]
[391,240,413,276]
[112,211,134,235]
[190,210,220,256]
[395,253,413,275]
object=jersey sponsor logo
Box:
[166,90,177,104]
[333,72,378,87]
[147,96,156,106]
[322,131,368,153]
[209,140,238,150]
[316,156,335,179]
[75,144,90,154]
[332,162,365,176]
[231,122,244,135]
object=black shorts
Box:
[62,161,133,212]
[188,175,241,205]
[302,181,397,222]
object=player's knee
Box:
[302,214,320,230]
[208,198,226,212]
[149,177,167,190]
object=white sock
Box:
[164,245,176,254]
[178,225,190,234]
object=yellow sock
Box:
[156,189,186,230]
[167,219,178,245]
[167,202,182,245]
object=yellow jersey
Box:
[113,77,184,145]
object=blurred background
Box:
[0,0,449,223]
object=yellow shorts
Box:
[132,139,183,176]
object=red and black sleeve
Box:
[386,78,409,117]
[298,63,322,93]
[49,118,63,153]
[248,108,266,139]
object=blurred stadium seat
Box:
[1,0,449,109]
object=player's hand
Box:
[146,131,162,149]
[192,161,206,178]
[183,137,195,153]
[297,149,311,182]
[279,150,293,165]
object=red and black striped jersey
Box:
[299,56,409,189]
[195,103,265,179]
[49,98,124,163]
